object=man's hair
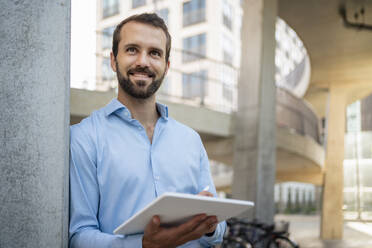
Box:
[112,13,171,62]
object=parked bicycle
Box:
[221,218,299,248]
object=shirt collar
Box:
[104,98,126,117]
[156,102,169,120]
[104,98,168,120]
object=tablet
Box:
[114,192,254,235]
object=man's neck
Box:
[117,88,159,128]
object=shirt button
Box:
[138,126,142,130]
[124,112,129,116]
[155,176,160,180]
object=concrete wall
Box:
[0,1,70,247]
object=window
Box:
[102,26,115,50]
[223,84,233,102]
[182,33,206,62]
[223,51,233,65]
[183,0,206,27]
[222,0,233,30]
[102,0,119,18]
[182,70,207,99]
[222,34,234,65]
[102,58,115,81]
[132,0,146,8]
[156,8,169,25]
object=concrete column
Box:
[321,86,346,239]
[0,1,70,247]
[232,0,277,223]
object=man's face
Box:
[111,21,169,99]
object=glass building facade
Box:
[344,96,372,221]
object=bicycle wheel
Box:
[266,236,299,248]
[221,236,253,248]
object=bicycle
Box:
[221,218,299,248]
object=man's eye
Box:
[126,47,137,53]
[150,50,161,57]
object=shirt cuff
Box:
[112,233,143,248]
[205,230,215,237]
[200,221,226,245]
[203,230,218,241]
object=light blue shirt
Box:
[69,99,226,247]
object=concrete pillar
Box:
[0,1,70,247]
[321,86,346,239]
[232,0,277,223]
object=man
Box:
[69,13,226,247]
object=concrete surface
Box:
[279,0,372,118]
[70,88,233,137]
[276,215,372,248]
[0,1,70,247]
[231,0,277,223]
[321,87,347,239]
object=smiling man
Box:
[69,13,226,247]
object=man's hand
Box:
[197,189,217,236]
[198,190,213,197]
[142,214,218,248]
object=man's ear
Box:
[110,52,117,72]
[164,60,170,75]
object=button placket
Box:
[150,149,160,196]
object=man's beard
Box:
[116,62,166,99]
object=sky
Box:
[71,0,97,90]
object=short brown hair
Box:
[112,13,171,62]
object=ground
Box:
[275,214,372,248]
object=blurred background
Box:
[68,1,372,246]
[70,1,372,247]
[2,0,371,247]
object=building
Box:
[344,96,372,221]
[96,0,243,114]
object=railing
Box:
[157,48,239,113]
[160,50,320,144]
[276,88,321,144]
[95,48,321,144]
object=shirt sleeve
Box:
[197,144,226,246]
[69,124,143,248]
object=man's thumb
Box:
[145,215,160,234]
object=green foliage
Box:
[285,187,292,213]
[283,188,317,215]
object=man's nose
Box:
[135,51,150,67]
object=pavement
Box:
[275,214,372,248]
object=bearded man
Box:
[69,13,226,248]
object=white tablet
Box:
[114,192,254,235]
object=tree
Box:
[294,188,301,213]
[285,187,293,213]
